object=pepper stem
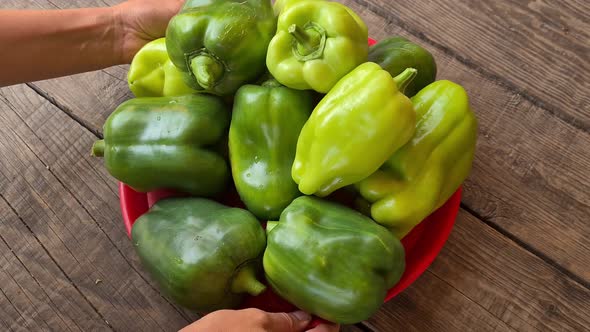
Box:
[91,140,105,157]
[190,54,224,89]
[289,22,327,61]
[289,24,316,54]
[266,221,279,233]
[231,264,266,296]
[393,68,418,94]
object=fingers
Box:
[177,308,315,332]
[261,310,312,332]
[307,322,341,332]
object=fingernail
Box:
[292,311,311,321]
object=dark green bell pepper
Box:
[369,36,437,97]
[166,0,276,95]
[229,79,313,219]
[132,197,267,311]
[91,95,230,197]
[263,196,405,324]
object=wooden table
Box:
[1,0,588,331]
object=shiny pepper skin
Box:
[166,0,276,95]
[263,196,405,324]
[266,0,368,93]
[229,79,313,219]
[356,80,478,238]
[127,38,199,97]
[292,62,417,197]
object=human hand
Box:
[113,0,184,63]
[179,308,340,332]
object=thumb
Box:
[264,311,312,332]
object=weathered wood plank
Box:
[0,84,368,331]
[340,0,590,283]
[349,0,590,130]
[367,270,515,331]
[0,195,109,332]
[0,84,196,331]
[25,0,590,284]
[11,0,589,282]
[367,210,590,332]
[3,0,590,330]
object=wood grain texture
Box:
[340,0,590,284]
[0,196,111,332]
[367,210,590,331]
[348,0,590,130]
[366,269,515,331]
[1,0,589,330]
[10,0,589,282]
[0,84,197,331]
[0,80,366,332]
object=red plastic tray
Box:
[117,38,461,325]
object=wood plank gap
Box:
[0,193,116,332]
[428,269,522,332]
[18,83,382,328]
[44,0,60,9]
[26,83,103,138]
[16,83,196,324]
[460,202,590,291]
[0,232,78,332]
[353,322,376,332]
[0,288,21,332]
[7,84,197,325]
[100,69,125,83]
[0,267,34,331]
[83,157,119,197]
[350,0,589,134]
[48,171,182,330]
[50,163,191,323]
[5,125,91,264]
[0,215,63,331]
[10,107,193,325]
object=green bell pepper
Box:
[273,0,320,15]
[292,62,417,197]
[356,80,478,238]
[266,0,368,93]
[165,0,276,95]
[127,38,199,97]
[91,95,230,197]
[182,0,215,9]
[132,197,267,311]
[263,196,405,324]
[229,79,313,219]
[369,36,437,97]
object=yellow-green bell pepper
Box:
[292,62,417,196]
[356,80,478,238]
[127,38,199,97]
[266,0,368,93]
[273,0,321,15]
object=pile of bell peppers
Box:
[92,0,478,325]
